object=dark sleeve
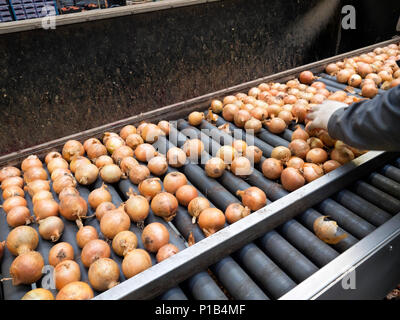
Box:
[327,85,400,151]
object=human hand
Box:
[307,100,347,131]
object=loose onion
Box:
[236,187,267,211]
[0,166,21,182]
[2,185,24,200]
[271,146,291,162]
[112,231,138,256]
[120,125,137,140]
[141,222,169,253]
[134,143,157,162]
[122,249,152,279]
[289,139,311,159]
[52,174,77,194]
[188,197,210,223]
[136,123,149,137]
[112,146,134,164]
[81,239,111,268]
[47,158,69,174]
[124,194,149,222]
[361,84,378,98]
[120,157,139,177]
[278,110,294,125]
[250,107,268,120]
[21,155,42,172]
[281,168,305,191]
[22,288,54,300]
[83,138,101,152]
[166,147,187,168]
[141,123,165,143]
[291,103,308,123]
[7,206,32,228]
[151,192,179,222]
[105,136,125,154]
[128,165,150,185]
[86,143,107,160]
[158,121,170,135]
[317,131,336,147]
[265,118,287,134]
[75,163,99,185]
[24,167,47,184]
[307,137,324,149]
[10,251,44,285]
[183,139,204,159]
[222,104,239,122]
[48,242,74,267]
[286,157,305,170]
[136,178,160,200]
[232,140,247,156]
[234,110,251,128]
[231,157,253,177]
[88,184,112,209]
[95,202,116,221]
[244,146,263,164]
[244,118,262,133]
[198,208,226,237]
[188,111,205,126]
[210,100,223,113]
[156,244,179,262]
[2,196,27,214]
[330,147,355,164]
[56,281,94,300]
[76,225,98,248]
[262,158,283,180]
[323,160,341,173]
[6,226,39,255]
[176,185,198,207]
[205,157,226,178]
[306,148,328,164]
[147,156,168,176]
[348,74,362,87]
[58,187,79,202]
[225,203,251,224]
[126,133,144,150]
[303,163,324,183]
[216,146,237,164]
[25,179,50,197]
[59,195,87,221]
[100,208,131,239]
[223,95,237,105]
[100,164,122,183]
[299,71,314,84]
[38,216,64,242]
[325,63,340,75]
[292,126,309,141]
[88,258,119,291]
[50,168,71,182]
[1,176,24,190]
[62,140,84,162]
[163,172,187,194]
[54,260,81,291]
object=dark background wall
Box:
[0,0,398,156]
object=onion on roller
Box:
[163,172,187,194]
[217,146,237,164]
[141,123,165,143]
[48,242,74,267]
[100,208,131,239]
[141,222,169,252]
[281,167,305,191]
[6,206,33,228]
[128,164,150,185]
[112,146,134,165]
[307,137,324,149]
[62,140,84,162]
[151,192,179,222]
[75,163,99,185]
[52,174,77,194]
[330,146,355,164]
[198,208,226,237]
[210,100,223,113]
[25,179,50,197]
[138,178,162,200]
[81,239,111,268]
[231,157,253,177]
[156,244,179,262]
[289,139,310,159]
[299,71,314,84]
[85,141,107,161]
[222,104,239,122]
[225,203,251,224]
[188,112,205,126]
[306,148,328,164]
[183,139,204,159]
[134,143,157,162]
[166,147,187,168]
[313,216,348,244]
[244,146,263,164]
[47,158,69,174]
[22,288,54,300]
[83,138,101,152]
[236,187,267,211]
[10,251,44,285]
[286,157,305,170]
[6,225,39,255]
[76,225,98,248]
[24,167,48,184]
[126,134,144,150]
[2,195,27,213]
[124,193,149,222]
[88,258,120,292]
[292,126,309,141]
[38,216,64,242]
[232,140,247,155]
[271,146,291,162]
[176,185,198,207]
[88,184,112,209]
[33,199,59,221]
[58,187,79,202]
[105,136,125,154]
[262,158,283,180]
[205,157,226,178]
[95,155,114,169]
[119,125,137,140]
[147,156,168,176]
[264,118,287,134]
[112,231,138,256]
[244,118,262,133]
[59,195,87,221]
[303,163,324,183]
[100,164,122,184]
[96,201,116,221]
[54,260,81,291]
[122,249,152,279]
[158,121,170,135]
[50,168,71,182]
[136,123,149,137]
[1,176,24,190]
[234,110,251,128]
[323,160,341,173]
[0,167,21,182]
[21,155,42,172]
[188,197,210,223]
[120,157,139,178]
[56,281,94,300]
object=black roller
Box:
[334,190,392,227]
[381,164,400,184]
[157,286,188,300]
[367,173,400,200]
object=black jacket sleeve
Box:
[327,85,400,151]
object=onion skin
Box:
[88,258,120,292]
[124,194,149,222]
[6,225,39,255]
[122,249,152,279]
[141,222,170,253]
[62,140,85,162]
[2,185,24,200]
[303,163,324,183]
[166,147,187,168]
[96,201,116,221]
[112,231,138,256]
[236,187,267,212]
[128,165,150,185]
[38,216,64,242]
[22,288,54,300]
[2,196,27,213]
[0,166,21,182]
[205,157,226,178]
[225,203,251,224]
[289,139,311,159]
[100,209,131,239]
[88,184,112,209]
[188,197,210,223]
[281,168,305,192]
[156,244,179,262]
[313,216,348,244]
[138,178,163,200]
[10,251,44,285]
[147,156,168,176]
[163,172,187,194]
[59,195,87,221]
[262,158,283,180]
[81,239,111,268]
[6,206,32,228]
[176,185,199,207]
[151,192,179,222]
[76,225,99,249]
[54,260,81,290]
[56,281,94,300]
[48,242,74,267]
[198,208,226,237]
[323,160,341,173]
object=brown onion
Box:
[317,131,336,147]
[151,192,178,222]
[183,139,204,159]
[307,137,324,149]
[262,158,283,180]
[222,104,239,122]
[112,231,138,256]
[6,226,38,255]
[122,249,152,279]
[250,107,268,120]
[2,185,24,200]
[198,208,226,237]
[1,176,24,190]
[278,110,294,125]
[52,174,77,194]
[120,125,137,140]
[88,258,119,291]
[2,196,27,214]
[291,103,308,123]
[88,184,112,209]
[188,111,205,126]
[136,123,149,136]
[292,126,309,141]
[126,133,144,150]
[306,148,328,164]
[188,197,210,223]
[48,242,74,267]
[289,139,310,159]
[21,155,42,172]
[330,147,355,164]
[210,100,223,113]
[25,179,50,197]
[100,208,131,239]
[147,156,168,176]
[232,140,247,155]
[236,187,267,212]
[7,206,32,228]
[22,288,54,300]
[83,138,101,152]
[281,167,305,191]
[223,95,238,105]
[205,157,226,178]
[56,281,94,300]
[271,146,291,162]
[76,225,98,248]
[138,178,162,201]
[59,195,87,221]
[299,71,314,84]
[361,84,378,98]
[265,118,287,134]
[156,244,179,262]
[141,123,165,143]
[286,157,305,170]
[95,202,116,221]
[244,146,263,164]
[124,193,149,222]
[120,157,139,177]
[141,222,169,253]
[128,164,150,185]
[323,160,341,173]
[134,143,157,162]
[303,163,324,183]
[158,121,170,135]
[86,143,107,160]
[105,136,125,154]
[50,168,71,182]
[95,156,114,170]
[225,203,251,224]
[100,164,122,183]
[0,166,21,183]
[244,118,262,133]
[81,239,110,268]
[216,146,237,165]
[231,157,253,177]
[234,110,251,128]
[166,147,187,168]
[10,251,44,285]
[62,140,84,162]
[112,146,134,164]
[47,158,69,174]
[38,216,64,242]
[325,63,340,75]
[24,167,47,184]
[163,172,187,194]
[176,185,198,207]
[58,187,79,202]
[75,163,99,185]
[54,260,81,291]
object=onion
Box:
[59,195,87,221]
[112,231,138,256]
[299,71,314,84]
[158,121,170,135]
[265,104,281,118]
[54,260,81,291]
[75,163,99,185]
[83,138,101,152]
[231,157,253,177]
[222,104,239,122]
[31,190,53,204]
[38,216,64,242]
[124,193,149,222]
[156,244,179,262]
[241,103,254,112]
[0,166,21,182]
[141,222,169,253]
[390,78,400,88]
[188,111,205,126]
[134,143,157,162]
[198,208,226,237]
[348,74,362,87]
[244,118,262,133]
[262,158,283,180]
[232,140,247,156]
[250,107,268,121]
[120,125,137,140]
[88,184,112,209]
[147,156,168,176]
[307,137,324,149]
[330,147,355,164]
[141,123,165,144]
[306,148,328,164]
[291,103,308,123]
[223,95,237,105]
[86,143,107,160]
[166,147,187,168]
[356,63,373,78]
[325,63,340,75]
[88,258,119,291]
[210,100,223,113]
[2,176,23,190]
[216,146,237,164]
[278,110,294,125]
[336,69,351,83]
[24,167,48,183]
[234,110,251,128]
[136,123,149,137]
[361,84,378,98]
[7,206,32,228]
[225,203,251,224]
[188,197,210,223]
[128,165,150,185]
[303,163,324,183]
[236,187,267,211]
[22,288,54,300]
[10,251,44,285]
[205,157,226,178]
[281,167,305,191]
[96,202,116,221]
[317,131,336,147]
[21,155,42,172]
[112,146,134,165]
[176,185,198,206]
[76,225,98,248]
[6,226,39,255]
[244,146,263,164]
[163,172,187,194]
[378,70,393,82]
[62,140,84,162]
[126,133,144,150]
[286,157,305,170]
[48,242,74,267]
[120,157,139,177]
[2,196,27,214]
[51,168,71,182]
[81,239,110,268]
[100,164,122,183]
[56,281,94,300]
[313,216,348,244]
[151,192,179,222]
[292,126,309,141]
[248,87,261,97]
[271,146,291,162]
[289,139,311,159]
[2,185,24,200]
[106,136,125,154]
[136,178,161,200]
[122,249,152,279]
[100,208,131,239]
[58,187,79,202]
[183,139,204,159]
[53,174,77,194]
[264,118,287,134]
[25,179,50,197]
[323,160,341,173]
[47,158,69,174]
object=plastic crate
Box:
[0,0,8,5]
[0,4,10,11]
